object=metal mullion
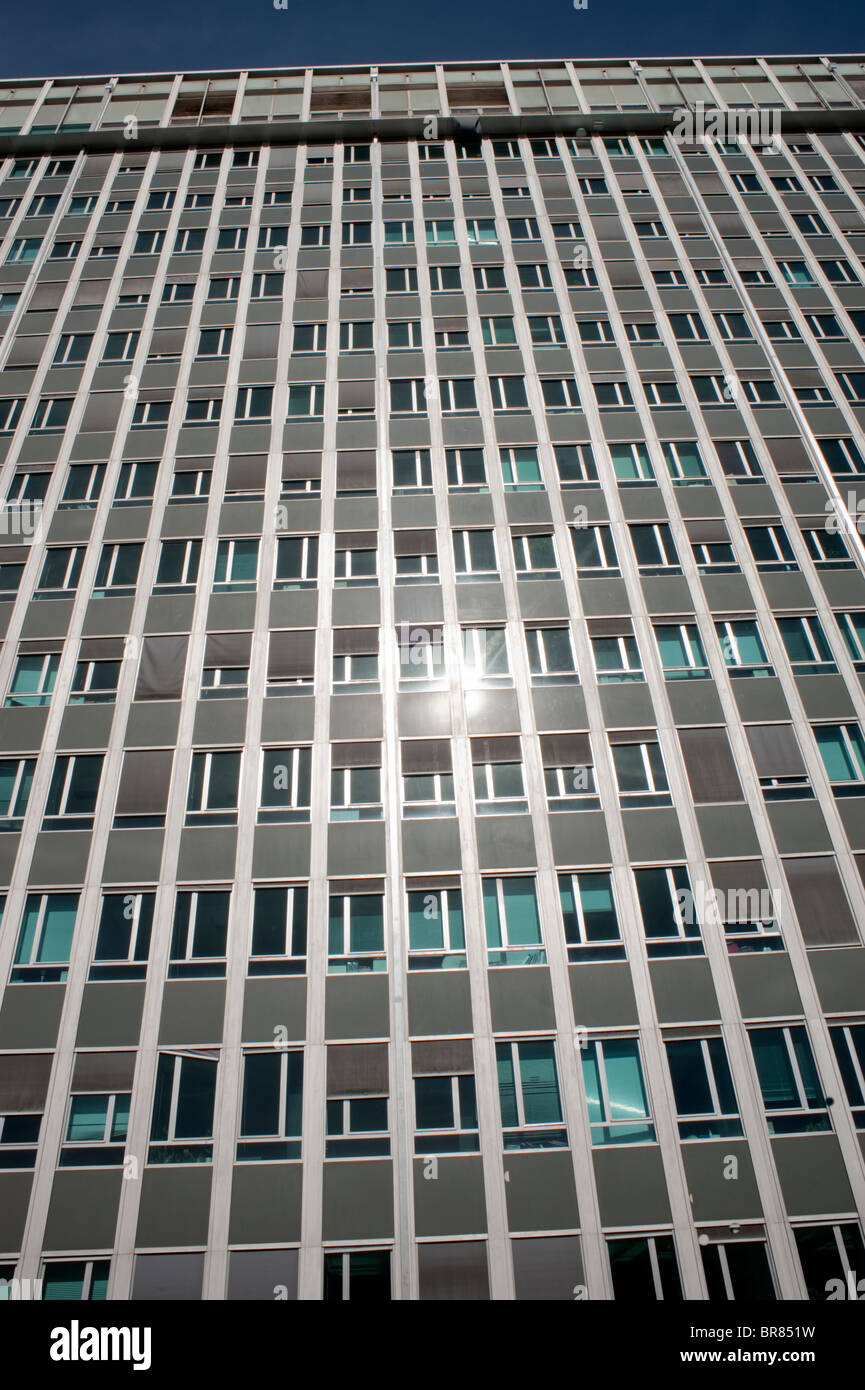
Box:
[8,143,208,1286]
[296,138,338,1301]
[840,1025,865,1099]
[556,131,769,1300]
[108,143,246,1298]
[417,136,513,1299]
[701,1039,726,1118]
[511,1042,527,1130]
[480,137,619,1295]
[167,1057,183,1145]
[370,130,413,1302]
[784,1025,814,1113]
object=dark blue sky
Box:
[1,0,865,79]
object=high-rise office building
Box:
[1,55,865,1303]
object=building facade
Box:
[1,55,865,1301]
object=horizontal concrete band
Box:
[3,106,865,158]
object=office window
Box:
[155,538,201,590]
[481,315,516,347]
[429,264,461,292]
[186,750,241,825]
[61,1084,131,1167]
[526,625,577,684]
[439,378,478,413]
[700,1237,776,1301]
[512,530,557,578]
[643,379,682,407]
[328,889,385,972]
[53,333,92,366]
[132,399,171,428]
[610,738,672,808]
[634,866,703,957]
[578,319,616,344]
[258,747,311,823]
[814,724,865,793]
[610,442,653,484]
[607,1236,682,1301]
[558,871,623,962]
[669,311,708,341]
[330,751,382,822]
[748,1026,830,1134]
[556,447,603,492]
[402,740,454,819]
[716,619,773,677]
[593,380,632,409]
[12,892,79,982]
[93,542,142,596]
[392,448,432,492]
[829,1024,865,1129]
[293,322,327,354]
[473,264,505,291]
[386,266,418,293]
[837,611,865,669]
[333,630,379,691]
[287,383,324,418]
[496,1041,566,1148]
[462,627,511,686]
[43,754,102,829]
[30,397,72,432]
[41,1261,110,1301]
[794,1223,865,1300]
[387,319,421,351]
[323,1251,391,1301]
[517,262,552,289]
[745,524,797,572]
[0,398,24,432]
[591,631,643,684]
[483,876,543,966]
[0,1102,41,1170]
[234,387,272,422]
[662,441,707,484]
[654,623,709,680]
[571,523,619,574]
[249,884,307,975]
[0,758,35,831]
[665,1035,743,1139]
[630,523,680,573]
[70,649,121,704]
[149,1052,217,1164]
[819,438,865,476]
[273,535,318,590]
[777,615,835,675]
[6,652,59,706]
[334,535,377,587]
[407,880,465,970]
[453,529,498,581]
[115,460,157,504]
[447,447,487,490]
[529,314,566,346]
[168,889,230,978]
[238,1050,302,1160]
[389,379,426,415]
[90,892,154,981]
[414,1052,478,1154]
[582,1038,654,1145]
[214,538,258,591]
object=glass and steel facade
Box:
[1,54,865,1301]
